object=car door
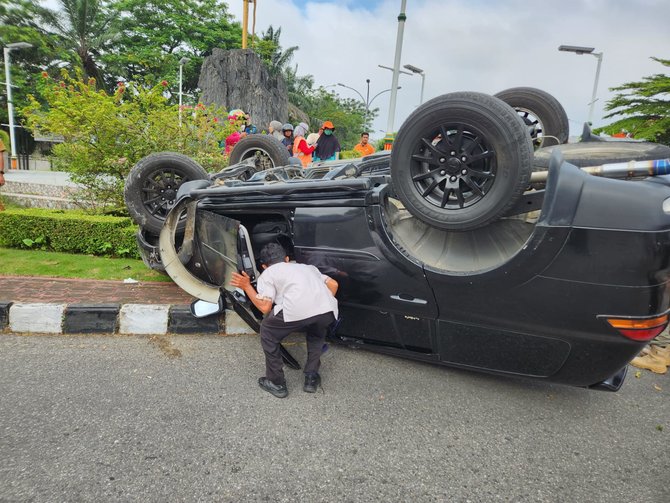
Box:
[292,205,438,353]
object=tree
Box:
[103,0,242,96]
[301,87,371,149]
[0,0,64,127]
[42,0,119,89]
[596,57,670,144]
[23,71,234,210]
[283,64,315,112]
[254,26,298,77]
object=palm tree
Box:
[47,0,118,87]
[257,25,298,77]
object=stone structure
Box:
[198,48,289,131]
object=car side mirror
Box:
[190,295,225,318]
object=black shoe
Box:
[303,373,321,393]
[258,377,288,398]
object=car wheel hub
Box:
[410,125,496,210]
[143,170,187,216]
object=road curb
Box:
[0,301,13,330]
[64,304,120,334]
[0,302,252,335]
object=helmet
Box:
[322,120,335,130]
[282,123,294,131]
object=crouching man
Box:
[230,243,339,398]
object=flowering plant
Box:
[23,70,236,211]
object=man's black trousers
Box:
[260,310,335,385]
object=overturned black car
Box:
[124,90,670,391]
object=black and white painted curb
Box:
[0,302,256,336]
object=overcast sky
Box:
[39,0,670,139]
[227,0,669,139]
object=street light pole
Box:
[558,45,604,125]
[365,78,370,123]
[385,0,408,136]
[588,52,603,126]
[178,57,190,127]
[337,81,401,125]
[403,64,425,105]
[3,41,33,170]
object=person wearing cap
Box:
[230,243,339,398]
[281,123,294,155]
[243,113,258,134]
[313,120,341,161]
[353,132,375,157]
[292,122,317,168]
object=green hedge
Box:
[0,207,140,259]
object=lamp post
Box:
[4,41,33,169]
[558,45,603,125]
[337,79,370,122]
[336,80,400,125]
[384,0,408,138]
[378,64,412,76]
[178,57,190,127]
[403,64,425,105]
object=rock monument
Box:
[198,48,289,131]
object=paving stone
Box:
[10,303,66,333]
[63,304,120,334]
[0,276,193,305]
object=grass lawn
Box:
[0,247,171,282]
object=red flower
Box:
[59,81,66,88]
[213,117,219,123]
[41,71,49,79]
[160,80,168,87]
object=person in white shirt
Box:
[230,243,339,398]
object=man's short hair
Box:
[259,242,286,266]
[361,132,369,137]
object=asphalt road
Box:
[0,334,667,503]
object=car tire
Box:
[124,152,208,234]
[135,227,166,273]
[495,87,569,148]
[534,141,670,169]
[391,91,533,232]
[228,135,291,171]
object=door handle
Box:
[391,294,428,305]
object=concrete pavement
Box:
[1,334,667,502]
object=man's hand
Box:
[230,271,272,314]
[325,277,338,296]
[230,270,252,290]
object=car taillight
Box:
[604,314,668,341]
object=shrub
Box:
[0,129,9,153]
[339,149,362,160]
[22,71,237,210]
[0,207,140,259]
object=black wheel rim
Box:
[514,107,544,148]
[141,168,191,218]
[409,124,496,210]
[238,148,275,171]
